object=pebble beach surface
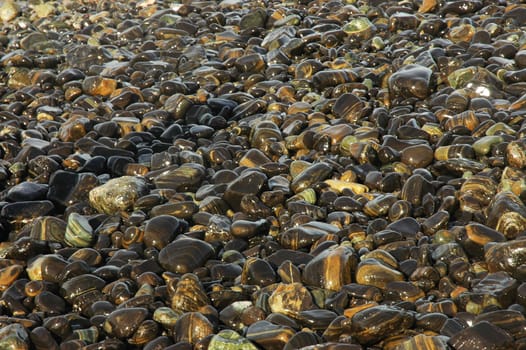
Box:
[0,0,526,349]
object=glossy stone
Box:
[355,258,405,289]
[173,312,215,344]
[351,305,414,345]
[486,239,526,280]
[448,321,513,350]
[153,164,206,192]
[223,170,267,212]
[158,237,215,274]
[64,212,94,248]
[486,191,526,239]
[246,321,295,350]
[208,330,258,350]
[303,246,357,291]
[0,0,525,348]
[400,144,434,168]
[143,215,182,250]
[171,273,210,313]
[103,307,149,339]
[389,64,434,101]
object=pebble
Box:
[448,321,514,350]
[350,305,414,346]
[355,258,405,289]
[208,330,258,350]
[158,237,215,274]
[0,0,525,349]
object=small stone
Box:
[355,258,405,289]
[351,305,414,346]
[486,191,526,239]
[48,171,99,208]
[393,334,449,350]
[82,76,117,96]
[456,271,518,313]
[303,246,357,291]
[103,307,149,339]
[400,144,434,168]
[153,163,206,192]
[65,45,112,71]
[6,181,48,202]
[388,64,434,101]
[64,212,94,248]
[484,239,526,280]
[246,321,295,349]
[209,330,258,350]
[58,115,91,142]
[223,169,267,212]
[173,312,215,344]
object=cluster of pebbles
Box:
[1,0,526,349]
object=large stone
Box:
[89,176,149,214]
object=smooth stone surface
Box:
[351,305,414,345]
[355,258,405,289]
[448,321,513,350]
[458,272,518,312]
[388,64,434,100]
[246,320,295,350]
[291,162,332,194]
[158,237,215,274]
[48,171,99,208]
[6,181,48,201]
[64,212,94,248]
[486,191,526,239]
[152,163,206,192]
[223,170,267,212]
[173,312,215,344]
[143,215,182,250]
[485,239,526,279]
[400,144,434,168]
[302,246,356,291]
[103,307,149,339]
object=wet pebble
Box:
[103,307,149,339]
[0,0,526,348]
[389,65,435,102]
[158,237,215,274]
[448,321,514,350]
[351,305,414,346]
